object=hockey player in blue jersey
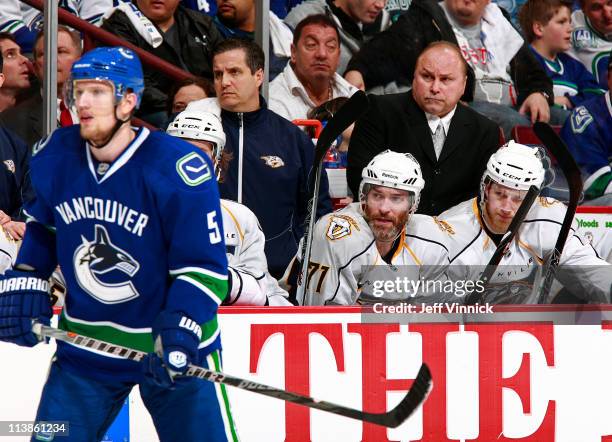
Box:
[561,53,612,204]
[0,47,239,441]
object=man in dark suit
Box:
[348,41,500,216]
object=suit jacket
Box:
[348,92,500,216]
[0,94,43,150]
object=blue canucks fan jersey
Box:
[561,92,612,199]
[530,48,604,108]
[19,126,228,382]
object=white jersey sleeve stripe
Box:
[170,266,228,281]
[177,275,223,305]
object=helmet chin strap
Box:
[88,105,131,150]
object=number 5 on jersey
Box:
[207,211,221,244]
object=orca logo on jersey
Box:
[73,224,141,304]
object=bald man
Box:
[348,42,501,216]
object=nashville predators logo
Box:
[326,215,359,240]
[3,160,15,174]
[260,156,285,168]
[538,197,559,207]
[433,217,455,235]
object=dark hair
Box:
[167,76,215,114]
[33,25,82,59]
[417,41,469,77]
[292,14,340,46]
[212,38,265,74]
[0,32,19,74]
[518,0,573,43]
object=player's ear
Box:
[118,92,138,118]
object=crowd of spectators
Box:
[0,0,609,300]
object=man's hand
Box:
[0,211,25,240]
[0,270,52,347]
[143,311,201,388]
[2,222,25,240]
[519,92,550,123]
[344,70,365,91]
[554,95,573,110]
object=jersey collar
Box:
[86,127,150,184]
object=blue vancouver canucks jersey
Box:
[19,126,228,382]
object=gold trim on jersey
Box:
[221,204,244,242]
[517,240,544,264]
[537,197,559,208]
[433,216,455,235]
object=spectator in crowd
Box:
[189,38,332,278]
[348,42,499,215]
[285,0,391,74]
[167,76,214,117]
[0,33,30,113]
[0,50,34,240]
[0,26,82,148]
[492,0,528,28]
[101,0,223,126]
[213,0,293,79]
[269,14,357,121]
[519,0,604,116]
[568,0,611,90]
[343,0,555,140]
[560,53,611,205]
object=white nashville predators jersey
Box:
[439,197,611,302]
[296,203,451,306]
[221,199,290,306]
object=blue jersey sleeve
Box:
[14,136,58,277]
[561,101,611,199]
[155,150,228,325]
[566,56,605,107]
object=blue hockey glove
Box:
[0,270,52,347]
[143,311,201,388]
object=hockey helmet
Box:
[66,46,144,109]
[481,141,546,198]
[359,149,425,214]
[167,110,226,159]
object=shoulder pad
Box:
[570,106,594,134]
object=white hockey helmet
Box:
[359,150,425,212]
[481,141,546,194]
[167,110,226,158]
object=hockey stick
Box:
[296,90,369,304]
[465,185,540,305]
[32,323,431,428]
[532,122,583,303]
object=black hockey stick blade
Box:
[33,323,431,428]
[532,122,583,302]
[465,185,539,305]
[313,90,369,169]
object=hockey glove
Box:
[0,270,52,347]
[144,311,201,388]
